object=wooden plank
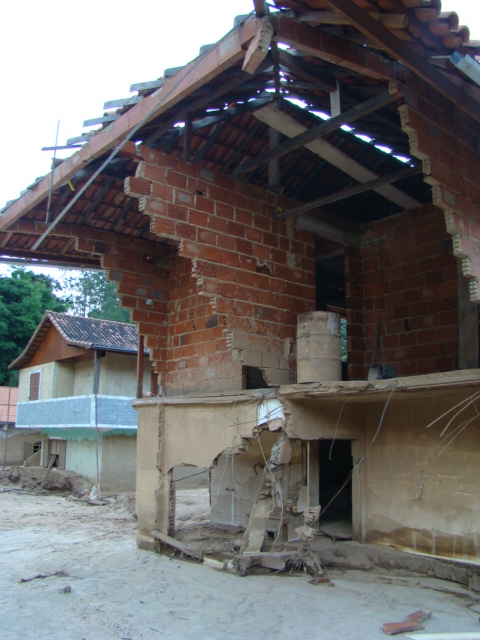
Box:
[0,17,260,231]
[242,17,273,74]
[299,10,408,29]
[271,15,393,81]
[129,79,166,92]
[103,96,142,109]
[254,102,420,210]
[83,115,119,127]
[278,165,423,219]
[151,529,203,561]
[322,0,480,125]
[296,214,361,247]
[136,335,144,399]
[233,91,395,176]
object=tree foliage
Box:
[61,270,130,323]
[0,269,68,386]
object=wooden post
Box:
[137,335,144,399]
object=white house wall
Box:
[17,362,56,401]
[53,362,75,397]
[99,353,151,396]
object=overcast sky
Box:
[0,1,478,223]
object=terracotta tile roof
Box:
[0,0,478,277]
[9,312,144,370]
[0,386,18,423]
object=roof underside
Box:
[0,0,478,307]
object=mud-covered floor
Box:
[2,474,480,639]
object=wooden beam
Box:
[277,164,423,220]
[322,0,480,125]
[253,0,268,18]
[233,90,395,176]
[182,112,192,162]
[268,127,281,191]
[137,335,144,399]
[271,15,393,81]
[299,10,408,29]
[0,17,260,231]
[254,102,420,210]
[242,17,273,74]
[8,221,167,256]
[297,212,361,246]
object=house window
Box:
[29,372,40,401]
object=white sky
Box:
[0,0,478,279]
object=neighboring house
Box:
[10,312,153,491]
[1,4,480,564]
[0,386,41,466]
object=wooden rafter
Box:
[0,17,261,230]
[276,165,423,220]
[254,102,419,210]
[271,15,393,81]
[296,211,361,247]
[232,90,395,176]
[322,0,480,125]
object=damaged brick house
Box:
[0,1,479,560]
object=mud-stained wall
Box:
[364,389,480,559]
[0,429,41,466]
[134,392,277,547]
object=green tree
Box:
[0,269,68,385]
[61,270,130,323]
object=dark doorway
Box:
[319,439,352,528]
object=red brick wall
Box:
[397,76,480,304]
[124,147,316,394]
[348,205,459,379]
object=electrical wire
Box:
[320,381,397,519]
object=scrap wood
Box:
[383,610,432,636]
[233,548,324,577]
[20,570,67,583]
[151,529,203,562]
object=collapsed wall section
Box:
[125,148,316,394]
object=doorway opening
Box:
[318,439,353,538]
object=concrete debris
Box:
[295,525,316,541]
[383,610,432,636]
[304,505,321,525]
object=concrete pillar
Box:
[135,402,175,550]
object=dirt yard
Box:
[1,468,480,640]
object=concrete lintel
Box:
[133,388,276,408]
[278,370,480,404]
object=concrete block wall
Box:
[123,147,316,394]
[397,76,480,303]
[348,205,459,379]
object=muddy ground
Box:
[1,467,480,639]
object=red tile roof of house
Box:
[9,312,145,370]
